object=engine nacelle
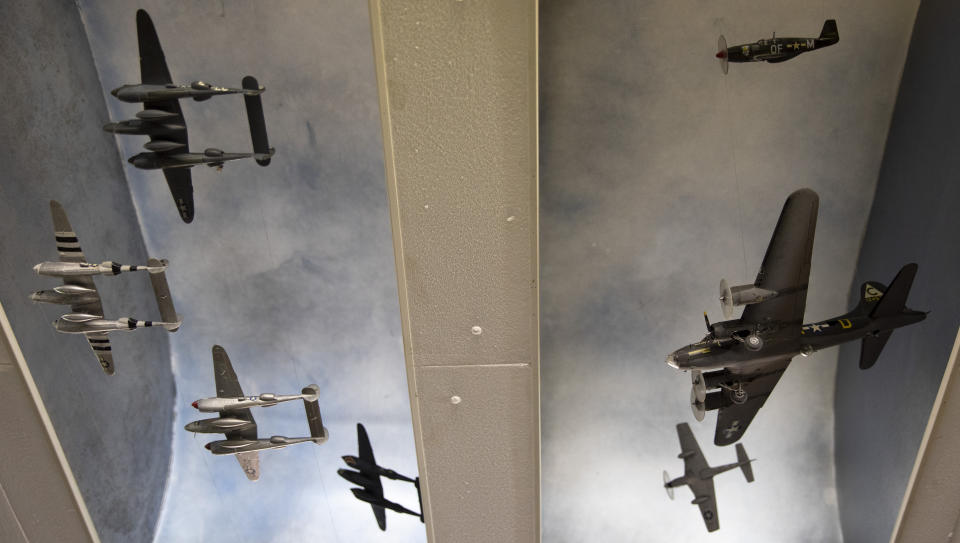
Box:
[204,148,224,157]
[719,279,778,318]
[191,80,211,90]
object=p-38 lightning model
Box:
[716,19,839,74]
[30,200,180,375]
[185,345,328,481]
[667,189,926,446]
[104,9,273,223]
[338,423,424,531]
[664,423,754,532]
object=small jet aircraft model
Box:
[184,345,328,481]
[104,10,273,223]
[338,423,424,531]
[716,20,839,74]
[30,200,179,375]
[663,423,754,532]
[667,189,926,446]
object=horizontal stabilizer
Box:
[148,259,179,328]
[870,263,918,319]
[242,76,273,166]
[860,331,893,370]
[736,443,754,482]
[303,393,327,442]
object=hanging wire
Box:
[254,184,342,543]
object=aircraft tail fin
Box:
[302,390,328,443]
[736,443,755,482]
[242,76,273,166]
[819,19,839,42]
[850,280,888,316]
[870,263,918,319]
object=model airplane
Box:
[338,423,423,530]
[103,10,273,223]
[716,20,838,74]
[663,423,754,532]
[30,200,180,375]
[184,345,328,481]
[667,188,926,445]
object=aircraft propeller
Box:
[663,471,675,500]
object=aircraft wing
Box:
[84,332,115,375]
[676,423,709,475]
[136,10,194,223]
[136,10,173,85]
[357,423,387,530]
[161,169,195,223]
[713,359,791,446]
[688,477,720,532]
[211,345,257,441]
[235,451,260,481]
[49,201,104,316]
[740,189,819,334]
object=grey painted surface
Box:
[76,2,424,541]
[834,1,960,541]
[0,1,173,542]
[370,1,540,540]
[0,307,97,543]
[540,1,918,541]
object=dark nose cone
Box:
[110,88,119,97]
[204,442,212,450]
[127,156,135,164]
[191,400,198,409]
[716,50,727,59]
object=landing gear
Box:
[744,334,763,351]
[719,382,748,404]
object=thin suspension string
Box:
[722,64,750,281]
[193,434,243,540]
[254,182,342,543]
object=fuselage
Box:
[205,435,322,455]
[192,393,307,412]
[30,284,99,306]
[102,118,185,137]
[720,36,835,64]
[665,462,740,490]
[667,310,927,372]
[128,150,252,170]
[184,417,256,434]
[33,261,162,277]
[110,82,260,103]
[53,314,177,334]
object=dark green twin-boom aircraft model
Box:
[667,189,926,446]
[103,10,274,223]
[716,20,839,74]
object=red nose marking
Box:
[191,400,198,409]
[204,442,211,450]
[716,51,727,59]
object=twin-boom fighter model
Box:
[30,200,180,375]
[184,345,328,481]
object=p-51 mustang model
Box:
[667,189,926,445]
[716,20,838,74]
[30,200,180,375]
[104,9,273,223]
[338,423,423,531]
[664,423,754,532]
[184,345,328,481]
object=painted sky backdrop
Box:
[540,1,921,541]
[78,2,425,542]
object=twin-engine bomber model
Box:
[664,423,754,532]
[666,189,926,445]
[104,9,273,223]
[339,423,424,531]
[184,345,328,481]
[30,200,180,375]
[716,19,839,74]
